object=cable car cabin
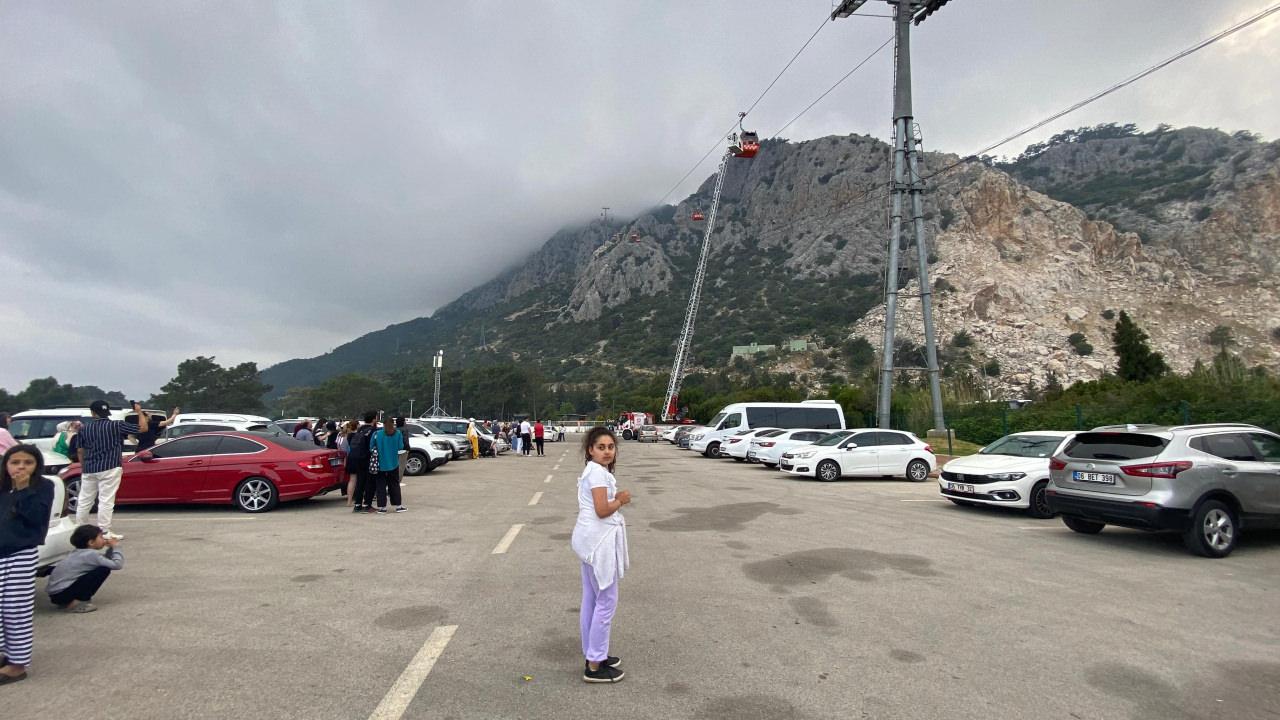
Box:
[630,232,640,242]
[732,131,760,158]
[691,210,705,221]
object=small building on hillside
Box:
[731,342,776,358]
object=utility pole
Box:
[832,0,948,434]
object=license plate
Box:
[329,457,343,467]
[1073,471,1117,485]
[780,462,793,470]
[747,452,756,459]
[947,482,975,494]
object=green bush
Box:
[983,359,1001,377]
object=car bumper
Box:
[689,440,709,453]
[779,460,814,476]
[938,478,1033,508]
[1046,490,1191,532]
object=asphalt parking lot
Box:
[10,440,1280,719]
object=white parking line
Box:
[900,499,950,503]
[1018,525,1062,530]
[491,524,524,554]
[367,624,458,720]
[121,517,258,522]
[552,464,560,471]
[528,492,543,506]
[543,474,554,483]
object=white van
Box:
[688,400,846,458]
[160,413,284,443]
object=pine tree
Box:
[1111,311,1169,382]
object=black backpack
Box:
[347,426,375,464]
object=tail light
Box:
[1049,456,1067,471]
[728,438,742,444]
[758,442,776,448]
[298,455,328,471]
[1121,461,1193,479]
[923,444,933,454]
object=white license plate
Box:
[329,457,342,467]
[747,452,756,459]
[947,482,975,494]
[1073,471,1118,485]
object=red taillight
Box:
[728,438,742,444]
[1120,461,1193,479]
[923,444,933,454]
[298,455,327,471]
[1049,456,1067,471]
[758,442,776,448]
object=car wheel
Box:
[816,460,841,482]
[405,452,429,476]
[948,498,977,507]
[1062,516,1105,534]
[234,477,279,513]
[1027,481,1054,519]
[705,442,720,458]
[621,429,633,440]
[63,476,97,515]
[906,459,930,482]
[1183,499,1238,558]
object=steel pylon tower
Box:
[425,350,445,417]
[833,0,948,433]
[661,148,733,422]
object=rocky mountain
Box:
[261,125,1280,398]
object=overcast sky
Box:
[2,0,1277,398]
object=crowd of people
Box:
[1,402,632,686]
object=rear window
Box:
[1064,432,1168,461]
[267,434,323,452]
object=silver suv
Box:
[1046,423,1280,558]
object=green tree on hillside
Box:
[1112,311,1168,382]
[1206,325,1236,355]
[151,357,271,413]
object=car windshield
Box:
[814,431,854,447]
[10,416,82,439]
[706,412,726,428]
[980,435,1064,458]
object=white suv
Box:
[939,431,1073,518]
[11,406,166,473]
[781,429,936,482]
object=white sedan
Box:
[37,474,75,575]
[721,428,781,461]
[780,429,935,482]
[938,431,1073,518]
[748,429,833,467]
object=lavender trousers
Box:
[580,562,619,662]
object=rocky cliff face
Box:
[261,124,1280,397]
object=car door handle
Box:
[186,460,204,466]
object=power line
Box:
[772,36,894,138]
[923,1,1280,181]
[656,10,835,207]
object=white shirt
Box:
[520,421,532,435]
[570,461,629,590]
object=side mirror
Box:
[843,442,859,450]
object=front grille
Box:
[940,470,1000,485]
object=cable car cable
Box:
[772,35,893,138]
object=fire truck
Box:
[615,411,654,440]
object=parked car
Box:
[636,425,662,443]
[161,413,285,443]
[677,427,702,450]
[1047,423,1280,558]
[662,426,683,443]
[60,431,345,514]
[748,429,830,467]
[722,428,781,461]
[939,431,1073,518]
[416,418,503,457]
[689,400,845,458]
[273,417,319,436]
[11,406,167,466]
[407,422,469,459]
[400,429,452,476]
[780,429,935,482]
[36,473,75,576]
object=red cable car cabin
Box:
[732,131,760,158]
[691,210,705,221]
[630,232,640,242]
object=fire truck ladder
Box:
[661,147,733,422]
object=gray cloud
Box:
[2,0,1276,398]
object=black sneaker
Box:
[352,505,364,514]
[377,507,388,514]
[583,663,625,683]
[604,656,621,668]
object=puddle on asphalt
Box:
[788,596,838,627]
[741,547,938,590]
[650,502,801,533]
[374,604,448,630]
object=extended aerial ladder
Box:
[661,118,758,422]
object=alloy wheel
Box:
[1203,508,1235,552]
[237,479,274,512]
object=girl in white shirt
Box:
[570,427,631,683]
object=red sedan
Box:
[61,431,345,513]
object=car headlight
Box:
[793,451,816,459]
[986,472,1026,481]
[431,441,450,451]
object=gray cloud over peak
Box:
[2,1,1276,398]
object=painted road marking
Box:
[491,524,524,554]
[1018,525,1062,530]
[543,474,554,483]
[528,491,543,506]
[122,516,258,522]
[553,464,560,471]
[367,624,458,720]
